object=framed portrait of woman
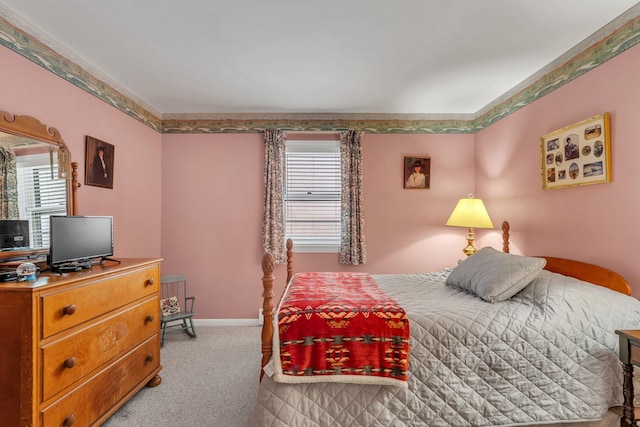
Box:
[85,136,115,189]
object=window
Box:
[16,156,67,248]
[285,140,341,252]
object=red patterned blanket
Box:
[272,272,410,386]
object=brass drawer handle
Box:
[63,357,77,369]
[63,413,76,426]
[145,314,155,324]
[145,278,155,287]
[62,304,76,316]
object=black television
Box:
[49,215,114,268]
[0,219,30,250]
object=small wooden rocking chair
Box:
[160,275,197,346]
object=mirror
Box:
[0,111,78,262]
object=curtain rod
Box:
[285,131,343,140]
[284,130,342,134]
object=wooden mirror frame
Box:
[0,111,79,262]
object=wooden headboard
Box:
[501,221,631,295]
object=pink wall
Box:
[161,133,477,318]
[1,46,162,259]
[476,42,640,296]
[9,35,638,319]
[160,134,266,319]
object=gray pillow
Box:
[446,247,546,303]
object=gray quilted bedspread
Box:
[251,269,640,426]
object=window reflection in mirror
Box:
[0,132,67,250]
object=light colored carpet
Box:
[103,326,261,427]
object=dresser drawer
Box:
[41,335,160,427]
[41,265,159,338]
[41,296,159,402]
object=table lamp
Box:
[445,195,494,256]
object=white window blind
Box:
[285,140,341,251]
[16,163,67,248]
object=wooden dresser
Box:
[0,258,162,427]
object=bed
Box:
[252,221,640,426]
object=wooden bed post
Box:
[502,221,510,254]
[286,239,294,285]
[260,253,275,382]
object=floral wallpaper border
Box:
[1,11,639,134]
[0,15,162,132]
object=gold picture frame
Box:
[540,112,611,190]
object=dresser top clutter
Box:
[0,258,154,289]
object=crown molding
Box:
[1,5,640,134]
[0,5,162,132]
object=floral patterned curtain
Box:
[0,146,19,220]
[262,129,287,264]
[340,129,366,265]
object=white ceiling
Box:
[1,1,639,118]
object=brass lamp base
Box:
[462,227,477,257]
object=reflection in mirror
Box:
[0,133,67,248]
[0,111,78,262]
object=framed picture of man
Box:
[85,136,114,189]
[403,156,431,189]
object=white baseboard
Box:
[193,318,261,327]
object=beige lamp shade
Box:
[445,197,494,229]
[446,196,494,256]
